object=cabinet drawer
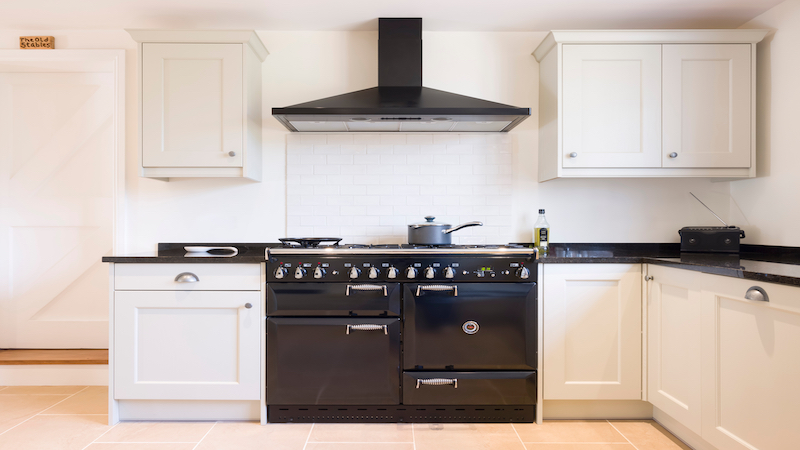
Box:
[403,371,536,405]
[114,263,261,291]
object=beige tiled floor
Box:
[0,386,692,450]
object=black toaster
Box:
[679,226,745,253]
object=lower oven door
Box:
[403,371,536,405]
[404,283,536,370]
[267,317,400,405]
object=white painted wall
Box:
[1,29,735,250]
[732,0,800,246]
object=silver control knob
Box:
[387,266,399,279]
[516,267,530,280]
[406,267,418,279]
[274,267,287,279]
[368,266,380,279]
[424,267,436,279]
[443,266,455,279]
[294,267,307,279]
[313,267,326,279]
[348,267,361,279]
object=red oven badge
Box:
[462,320,480,334]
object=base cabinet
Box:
[699,272,800,450]
[647,265,703,435]
[109,263,265,423]
[647,264,800,450]
[543,264,642,400]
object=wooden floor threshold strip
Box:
[0,349,108,365]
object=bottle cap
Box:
[539,209,545,214]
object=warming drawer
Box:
[403,371,536,405]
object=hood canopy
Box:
[272,18,530,132]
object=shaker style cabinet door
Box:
[699,275,800,450]
[141,43,244,168]
[543,264,642,400]
[114,290,261,400]
[662,44,752,168]
[562,45,662,168]
[647,265,703,435]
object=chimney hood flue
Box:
[272,18,530,132]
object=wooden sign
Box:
[20,36,55,49]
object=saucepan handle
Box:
[443,221,483,234]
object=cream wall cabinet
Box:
[534,30,767,181]
[108,263,266,424]
[542,264,642,400]
[128,30,267,181]
[646,265,704,435]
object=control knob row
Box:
[276,264,526,280]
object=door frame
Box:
[0,49,126,253]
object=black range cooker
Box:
[265,238,538,423]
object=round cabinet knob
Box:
[669,152,678,158]
[294,267,307,279]
[424,267,436,279]
[228,151,237,157]
[313,266,326,279]
[348,267,361,279]
[406,267,418,279]
[387,266,399,279]
[245,303,252,309]
[569,152,578,158]
[443,266,455,279]
[516,267,530,280]
[368,267,380,279]
[274,267,287,279]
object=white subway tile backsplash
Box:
[286,134,515,244]
[327,134,354,145]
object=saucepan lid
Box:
[410,216,450,228]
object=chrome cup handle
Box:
[443,221,483,234]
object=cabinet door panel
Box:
[544,264,641,400]
[701,277,800,450]
[562,45,662,168]
[647,266,703,435]
[114,290,261,400]
[663,44,751,168]
[142,43,243,168]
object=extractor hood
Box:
[272,18,531,132]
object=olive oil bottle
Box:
[534,209,550,255]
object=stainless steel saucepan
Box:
[408,216,483,245]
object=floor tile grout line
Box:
[80,421,118,450]
[302,422,315,450]
[510,423,528,450]
[0,385,91,438]
[191,421,218,450]
[607,420,640,450]
[94,442,201,444]
[411,422,416,450]
[38,413,108,416]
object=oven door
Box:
[403,283,536,370]
[267,317,400,405]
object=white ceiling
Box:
[0,0,783,31]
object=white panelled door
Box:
[562,44,662,168]
[0,72,114,348]
[662,44,752,168]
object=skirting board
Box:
[544,400,653,419]
[0,365,108,386]
[653,407,716,450]
[117,399,260,421]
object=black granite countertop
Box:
[538,243,800,287]
[101,243,274,264]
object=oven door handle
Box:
[416,378,458,389]
[416,285,458,297]
[345,324,388,335]
[346,284,388,296]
